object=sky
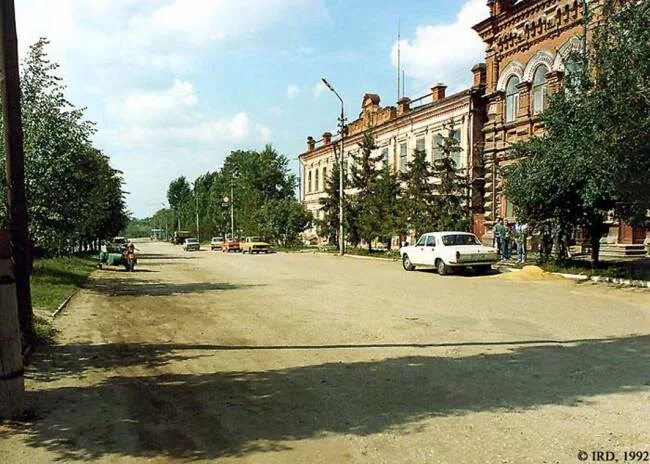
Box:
[15,0,489,218]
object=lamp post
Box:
[223,170,239,239]
[321,77,346,256]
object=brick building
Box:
[298,67,487,245]
[472,0,647,254]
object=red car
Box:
[222,238,240,253]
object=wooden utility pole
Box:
[0,230,24,419]
[0,0,33,344]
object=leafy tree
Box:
[167,176,192,230]
[0,38,127,255]
[505,0,650,266]
[398,147,436,239]
[431,122,470,231]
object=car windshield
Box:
[212,237,223,241]
[249,237,261,242]
[441,234,481,246]
[186,238,198,243]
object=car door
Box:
[420,235,437,266]
[410,235,428,264]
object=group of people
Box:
[493,218,528,264]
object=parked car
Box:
[399,232,497,275]
[210,236,225,251]
[222,238,240,253]
[183,237,200,251]
[241,237,272,254]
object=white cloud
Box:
[287,84,301,98]
[391,0,488,92]
[312,81,328,98]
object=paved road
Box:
[2,241,649,463]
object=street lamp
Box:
[321,77,346,256]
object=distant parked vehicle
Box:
[183,237,200,251]
[210,236,225,251]
[173,230,193,245]
[241,237,272,254]
[399,232,497,275]
[222,238,240,253]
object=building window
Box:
[322,166,327,183]
[432,134,444,163]
[399,142,408,173]
[505,75,520,123]
[381,148,389,166]
[532,64,549,114]
[415,137,425,156]
[451,129,462,168]
[315,168,319,191]
[307,171,312,193]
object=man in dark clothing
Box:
[493,218,506,260]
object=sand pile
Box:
[500,265,563,281]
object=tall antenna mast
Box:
[397,19,401,101]
[402,70,405,98]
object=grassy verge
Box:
[31,253,98,344]
[541,259,650,281]
[322,247,400,260]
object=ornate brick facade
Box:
[472,0,586,240]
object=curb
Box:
[51,290,78,318]
[554,272,650,288]
[499,265,650,289]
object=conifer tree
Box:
[349,127,382,250]
[398,146,436,239]
[432,121,471,231]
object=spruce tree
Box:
[318,159,345,246]
[432,121,471,231]
[375,163,401,249]
[349,127,382,250]
[399,146,436,239]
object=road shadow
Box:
[85,277,259,296]
[10,335,650,461]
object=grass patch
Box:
[30,253,98,344]
[541,259,650,281]
[323,247,400,260]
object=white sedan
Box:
[399,232,497,275]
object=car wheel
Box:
[402,254,415,271]
[436,259,450,276]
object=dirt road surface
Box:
[1,241,649,463]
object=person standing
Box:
[503,221,513,260]
[493,218,506,260]
[514,221,528,264]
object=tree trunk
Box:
[0,235,25,419]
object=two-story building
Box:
[299,66,487,244]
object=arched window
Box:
[322,166,327,184]
[532,64,549,114]
[315,168,319,191]
[505,75,520,123]
[307,171,312,193]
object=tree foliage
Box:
[348,128,383,250]
[398,147,437,239]
[432,122,470,232]
[0,38,127,255]
[155,145,311,244]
